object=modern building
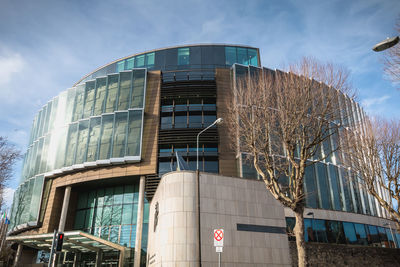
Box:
[7,44,399,266]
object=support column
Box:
[134,176,145,267]
[95,250,103,267]
[53,186,72,267]
[12,243,22,267]
[59,186,72,232]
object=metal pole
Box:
[218,252,221,267]
[48,230,57,267]
[134,176,145,267]
[196,169,202,267]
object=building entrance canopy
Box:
[7,230,128,254]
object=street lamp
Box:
[196,118,223,170]
[383,222,397,248]
[195,117,223,267]
[372,36,399,52]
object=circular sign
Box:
[214,229,223,241]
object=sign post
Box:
[213,229,224,267]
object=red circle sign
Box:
[214,229,223,241]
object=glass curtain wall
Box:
[11,69,146,231]
[286,217,397,248]
[233,64,382,218]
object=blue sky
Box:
[0,0,399,206]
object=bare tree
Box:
[227,58,352,267]
[383,18,400,85]
[0,137,21,210]
[342,118,400,229]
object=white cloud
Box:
[2,187,15,211]
[361,95,390,108]
[0,51,25,86]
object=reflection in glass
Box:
[98,115,114,160]
[178,48,190,65]
[73,84,85,121]
[131,70,145,108]
[83,81,96,118]
[64,123,78,166]
[117,72,132,111]
[75,120,89,164]
[127,110,142,156]
[105,74,119,113]
[86,117,101,162]
[93,78,107,116]
[112,112,128,158]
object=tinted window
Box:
[178,48,190,65]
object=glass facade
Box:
[10,69,146,231]
[234,64,385,219]
[78,45,260,84]
[74,183,149,265]
[286,217,398,248]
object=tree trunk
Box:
[294,210,307,267]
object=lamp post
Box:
[383,222,397,248]
[372,36,399,52]
[195,117,223,267]
[196,118,223,170]
[307,212,317,242]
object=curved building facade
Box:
[7,44,399,266]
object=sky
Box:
[0,0,399,207]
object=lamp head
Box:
[215,118,223,124]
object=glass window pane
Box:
[104,187,113,206]
[161,116,172,129]
[123,185,134,203]
[117,61,125,72]
[117,72,132,111]
[305,165,318,208]
[131,204,138,224]
[110,226,120,243]
[135,55,145,68]
[126,58,135,70]
[304,218,313,242]
[146,52,155,67]
[126,110,142,156]
[101,226,110,240]
[74,210,86,229]
[204,161,218,173]
[65,88,77,124]
[316,163,331,210]
[130,70,145,109]
[367,225,381,246]
[354,223,368,245]
[102,206,112,226]
[84,208,94,228]
[112,205,122,225]
[314,219,328,243]
[130,225,136,248]
[120,225,131,246]
[203,115,217,125]
[112,112,128,158]
[93,78,107,116]
[122,204,133,224]
[105,74,119,113]
[248,48,258,66]
[83,81,96,118]
[95,207,103,227]
[343,222,357,244]
[328,165,342,211]
[174,115,187,128]
[75,119,89,164]
[64,123,78,166]
[189,115,202,128]
[54,126,68,169]
[114,186,124,205]
[237,47,248,65]
[73,84,85,121]
[326,221,345,244]
[98,114,114,160]
[178,48,190,65]
[86,117,101,162]
[87,190,96,208]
